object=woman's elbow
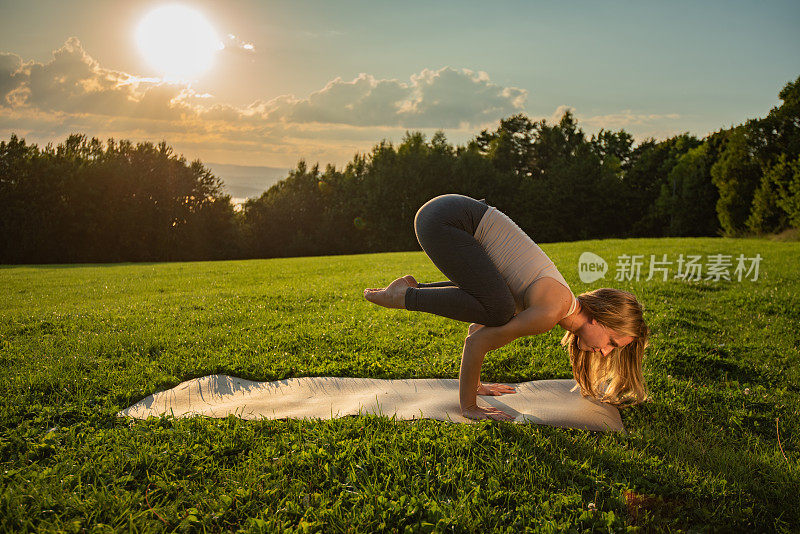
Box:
[464,331,491,354]
[466,328,510,353]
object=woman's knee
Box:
[414,200,444,241]
[414,195,463,235]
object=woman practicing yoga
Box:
[364,194,650,421]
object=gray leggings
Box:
[404,194,516,327]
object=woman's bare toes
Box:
[364,276,411,309]
[364,288,395,308]
[363,288,381,304]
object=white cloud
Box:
[222,34,256,55]
[0,39,531,165]
[550,103,680,129]
[0,38,684,166]
[582,109,681,129]
[549,104,680,130]
[3,38,526,132]
[259,67,527,128]
[546,104,683,141]
[4,38,195,120]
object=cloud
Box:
[3,38,525,132]
[221,34,256,55]
[549,103,680,129]
[581,109,681,129]
[260,67,527,128]
[1,39,529,165]
[0,52,23,104]
[0,38,684,166]
[549,105,575,124]
[549,104,681,131]
[4,37,196,120]
[402,68,527,128]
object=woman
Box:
[364,194,650,421]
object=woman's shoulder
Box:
[523,276,575,320]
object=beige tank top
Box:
[474,206,577,318]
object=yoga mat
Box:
[119,375,625,432]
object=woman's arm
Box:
[459,337,515,420]
[469,304,562,352]
[459,304,562,420]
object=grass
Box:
[1,236,799,532]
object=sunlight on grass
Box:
[1,237,798,531]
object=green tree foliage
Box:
[655,143,720,236]
[472,114,537,178]
[2,76,798,263]
[711,126,763,236]
[524,112,622,241]
[742,76,800,234]
[0,135,239,263]
[243,161,328,258]
[590,128,634,171]
[759,153,800,230]
[622,134,702,237]
[242,75,798,257]
[242,131,504,256]
[748,76,800,168]
[468,111,625,241]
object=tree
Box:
[471,113,537,178]
[742,76,800,234]
[747,76,800,168]
[622,134,702,237]
[760,154,800,230]
[710,126,762,236]
[655,143,720,236]
[590,128,634,169]
[0,135,238,263]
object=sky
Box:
[1,0,798,199]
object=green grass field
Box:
[1,237,799,532]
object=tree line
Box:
[1,76,798,264]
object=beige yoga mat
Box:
[119,375,624,432]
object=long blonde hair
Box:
[560,288,650,407]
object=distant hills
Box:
[205,162,290,205]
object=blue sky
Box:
[1,0,798,179]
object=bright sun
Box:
[136,5,221,81]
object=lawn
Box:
[1,236,798,532]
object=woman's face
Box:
[576,320,634,356]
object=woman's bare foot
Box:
[363,275,417,309]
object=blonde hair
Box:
[559,288,650,407]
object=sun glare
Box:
[135,5,222,81]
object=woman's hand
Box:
[461,405,515,421]
[476,382,516,396]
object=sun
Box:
[135,5,222,81]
